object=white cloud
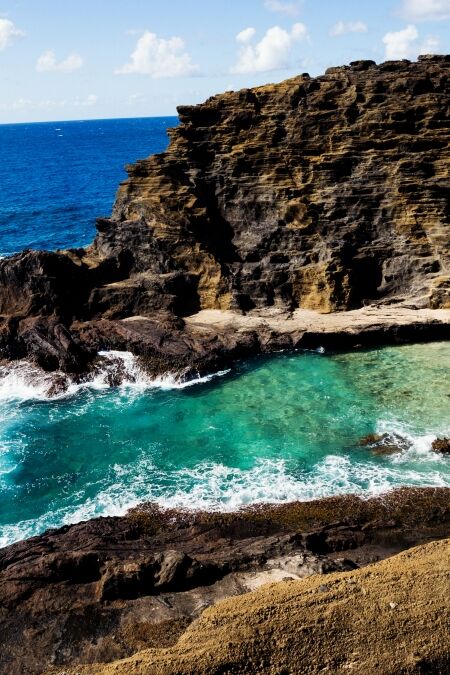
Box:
[383,24,419,59]
[74,94,98,106]
[382,23,441,59]
[36,50,83,73]
[264,0,303,17]
[231,23,308,74]
[116,31,199,77]
[420,34,441,51]
[329,21,368,36]
[0,94,97,112]
[401,0,450,21]
[236,27,256,44]
[0,18,25,50]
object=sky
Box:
[0,0,449,123]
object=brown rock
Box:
[431,437,450,454]
[358,433,386,446]
[0,488,449,674]
[0,58,450,373]
[358,432,411,456]
[66,538,450,675]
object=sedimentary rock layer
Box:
[1,56,450,373]
[102,55,450,314]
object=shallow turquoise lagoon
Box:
[0,342,449,546]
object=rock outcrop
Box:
[1,56,450,373]
[0,488,449,674]
[65,537,450,675]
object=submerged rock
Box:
[359,433,386,446]
[357,432,411,456]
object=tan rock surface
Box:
[58,538,450,675]
[185,305,450,338]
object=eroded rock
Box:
[432,437,450,454]
[98,551,223,601]
[0,58,450,373]
[358,432,412,456]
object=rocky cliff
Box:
[1,55,450,373]
[97,54,450,314]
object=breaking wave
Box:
[0,351,230,402]
[1,453,449,548]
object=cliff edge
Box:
[1,56,450,373]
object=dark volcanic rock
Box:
[0,488,449,674]
[0,57,450,372]
[357,432,412,456]
[105,56,450,314]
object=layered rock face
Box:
[1,56,450,371]
[95,54,450,314]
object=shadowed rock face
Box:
[0,56,449,372]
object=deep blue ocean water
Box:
[0,117,177,256]
[0,117,449,547]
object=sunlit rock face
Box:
[96,55,450,314]
[1,57,449,372]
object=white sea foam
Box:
[1,452,449,548]
[147,369,231,390]
[0,362,60,401]
[375,418,450,464]
[0,352,230,402]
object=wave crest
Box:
[0,351,230,402]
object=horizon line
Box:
[0,113,179,127]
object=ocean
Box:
[0,117,449,547]
[0,116,177,256]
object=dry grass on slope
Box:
[61,538,450,675]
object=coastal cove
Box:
[1,341,449,547]
[1,53,450,674]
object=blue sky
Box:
[1,0,449,123]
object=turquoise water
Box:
[0,342,449,547]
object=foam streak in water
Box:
[1,454,449,548]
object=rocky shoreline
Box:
[1,56,450,378]
[1,56,450,673]
[2,304,450,397]
[57,536,450,675]
[0,487,449,674]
